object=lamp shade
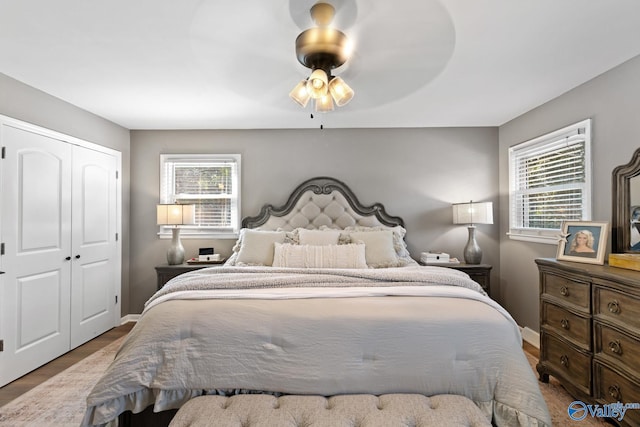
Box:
[289,79,311,107]
[157,204,195,226]
[315,92,335,112]
[328,76,354,106]
[452,201,493,225]
[306,69,329,99]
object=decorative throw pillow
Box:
[272,243,367,269]
[348,230,399,268]
[341,225,417,267]
[298,228,341,245]
[235,229,286,266]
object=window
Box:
[159,154,241,239]
[508,119,591,244]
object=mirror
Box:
[612,148,640,253]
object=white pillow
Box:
[272,243,368,269]
[298,228,341,245]
[341,226,417,267]
[235,230,286,265]
[349,230,399,268]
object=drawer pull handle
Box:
[560,354,569,368]
[608,384,622,401]
[560,286,570,296]
[560,318,570,329]
[607,300,621,314]
[609,340,623,355]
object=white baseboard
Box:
[120,314,140,324]
[520,326,540,349]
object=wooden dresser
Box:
[536,258,640,426]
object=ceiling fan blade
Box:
[339,0,455,108]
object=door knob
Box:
[75,255,81,259]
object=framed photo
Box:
[557,221,609,265]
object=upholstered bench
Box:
[168,393,491,427]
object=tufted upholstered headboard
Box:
[242,177,404,231]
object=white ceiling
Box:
[1,0,640,130]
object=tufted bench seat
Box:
[168,393,491,427]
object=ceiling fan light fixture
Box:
[289,79,311,107]
[306,69,329,99]
[315,92,335,113]
[328,76,354,106]
[290,2,353,113]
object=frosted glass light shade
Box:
[315,93,335,112]
[289,79,311,107]
[452,201,493,225]
[328,76,354,106]
[306,69,329,99]
[157,204,195,225]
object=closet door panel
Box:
[70,146,117,347]
[0,124,72,387]
[18,271,64,347]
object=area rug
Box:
[0,336,124,427]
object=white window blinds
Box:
[508,119,591,244]
[160,154,241,238]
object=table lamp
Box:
[452,200,493,264]
[157,203,195,265]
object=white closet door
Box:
[70,146,117,348]
[0,125,72,387]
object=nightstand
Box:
[419,262,492,295]
[155,264,210,290]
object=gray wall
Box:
[0,73,132,315]
[130,128,499,313]
[498,54,640,331]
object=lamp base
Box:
[463,225,483,265]
[167,227,185,265]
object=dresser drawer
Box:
[594,361,640,427]
[542,273,590,310]
[541,332,591,395]
[542,301,590,350]
[594,286,640,332]
[594,323,640,371]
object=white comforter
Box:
[82,266,551,427]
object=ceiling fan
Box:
[189,0,456,115]
[288,2,355,112]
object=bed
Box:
[82,176,551,427]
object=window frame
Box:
[159,153,241,239]
[508,119,592,244]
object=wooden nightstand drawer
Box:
[419,262,491,294]
[594,323,640,371]
[542,272,590,310]
[542,301,591,350]
[155,264,210,290]
[594,361,640,426]
[594,286,640,332]
[541,332,591,396]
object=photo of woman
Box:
[568,229,596,257]
[557,221,609,265]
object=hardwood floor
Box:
[523,340,539,359]
[0,322,134,407]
